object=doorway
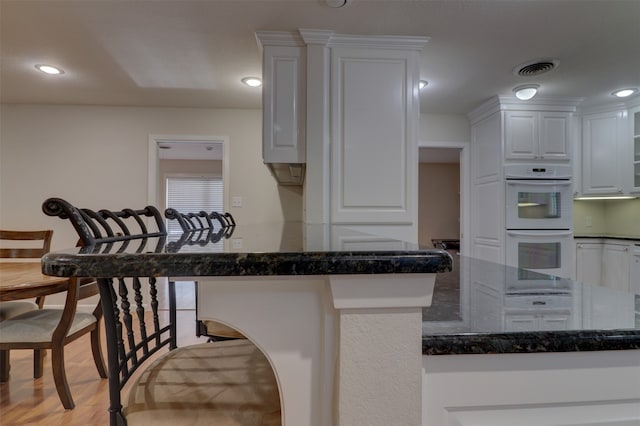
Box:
[418,141,469,254]
[147,135,230,211]
[147,135,230,310]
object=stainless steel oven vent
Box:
[513,59,558,77]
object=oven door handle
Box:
[507,230,573,237]
[506,180,572,186]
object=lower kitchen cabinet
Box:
[601,243,631,292]
[575,242,602,286]
[575,238,638,292]
[504,312,570,331]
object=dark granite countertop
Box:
[42,222,452,278]
[422,254,640,355]
[574,235,640,241]
[42,222,640,356]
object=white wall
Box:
[419,113,470,143]
[418,163,460,247]
[0,104,302,250]
[574,199,640,237]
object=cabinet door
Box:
[504,111,537,160]
[575,243,602,286]
[538,112,570,160]
[631,107,640,193]
[539,313,570,330]
[582,110,626,195]
[330,46,419,226]
[601,243,630,292]
[504,313,538,331]
[261,45,306,164]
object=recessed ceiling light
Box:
[612,88,638,98]
[419,80,429,90]
[242,77,262,87]
[513,84,540,100]
[35,64,64,75]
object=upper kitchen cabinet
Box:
[256,30,428,237]
[504,111,571,161]
[256,32,306,178]
[632,105,640,193]
[581,108,628,195]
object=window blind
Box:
[166,176,224,236]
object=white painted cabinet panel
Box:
[539,111,571,159]
[504,313,570,331]
[504,111,537,159]
[504,111,570,161]
[260,44,306,164]
[602,243,631,292]
[631,106,640,193]
[330,46,420,225]
[582,110,627,195]
[575,242,602,286]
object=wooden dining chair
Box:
[0,228,107,409]
[45,198,281,425]
[0,229,53,380]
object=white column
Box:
[329,274,436,426]
[300,29,332,225]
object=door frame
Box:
[417,140,470,255]
[147,134,230,211]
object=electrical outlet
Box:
[232,238,243,249]
[231,196,242,207]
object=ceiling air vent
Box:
[513,59,558,77]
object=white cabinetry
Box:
[504,111,570,161]
[328,36,425,228]
[575,238,637,292]
[575,242,603,286]
[469,97,579,264]
[581,109,628,195]
[504,312,570,331]
[601,243,631,292]
[257,33,306,165]
[631,105,640,193]
[257,30,427,235]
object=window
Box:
[165,176,223,235]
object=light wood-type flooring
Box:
[1,282,201,425]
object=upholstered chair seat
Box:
[0,301,39,321]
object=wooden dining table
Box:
[0,262,70,302]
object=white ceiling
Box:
[1,0,639,116]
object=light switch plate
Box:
[231,196,242,207]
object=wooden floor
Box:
[1,282,201,425]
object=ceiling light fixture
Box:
[242,77,262,87]
[513,84,539,101]
[35,64,64,75]
[419,80,429,90]
[612,88,638,98]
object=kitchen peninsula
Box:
[42,222,451,426]
[42,224,640,425]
